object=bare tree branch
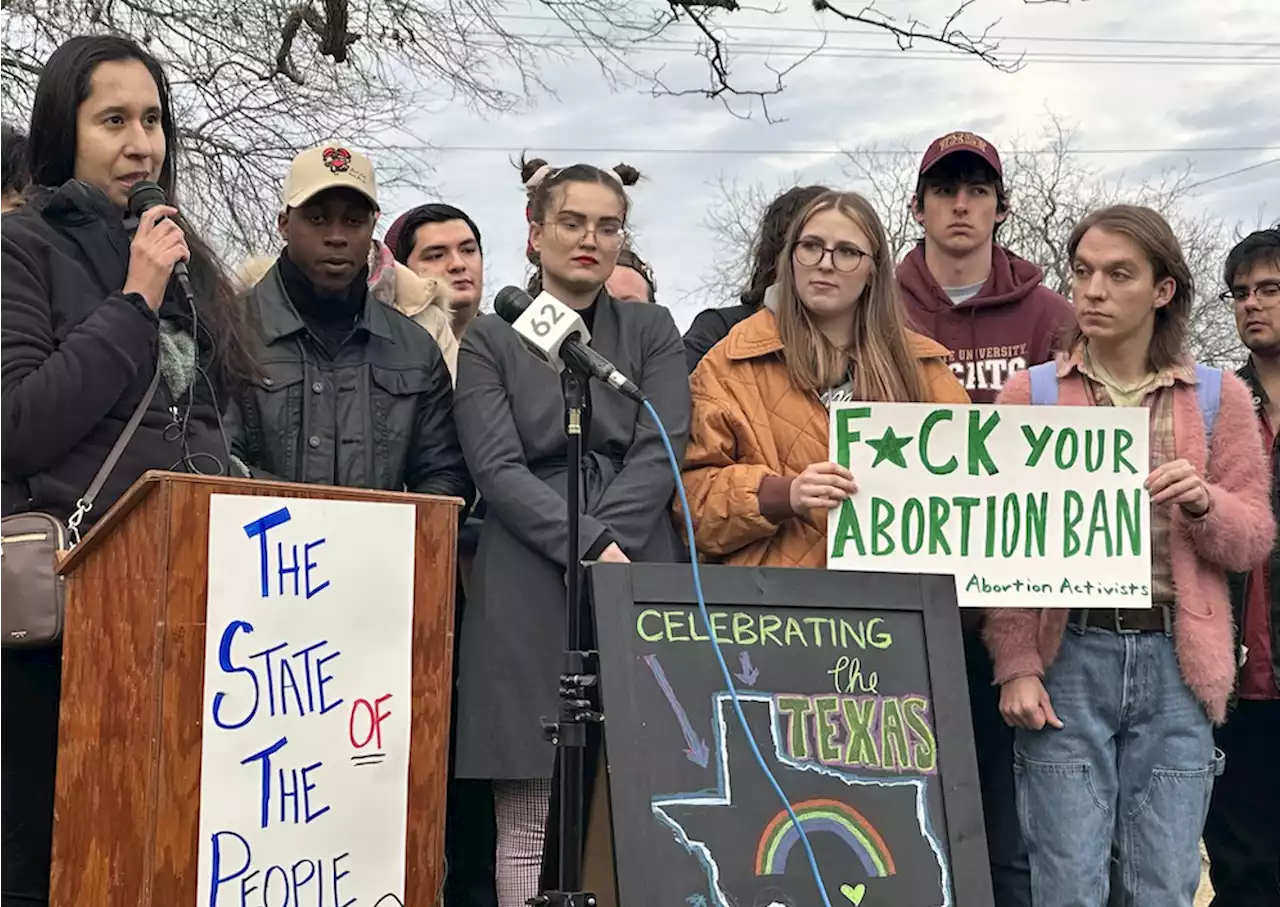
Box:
[815,0,1022,73]
[5,0,1045,259]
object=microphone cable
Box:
[639,395,834,907]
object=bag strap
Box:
[67,367,161,543]
[1027,361,1059,405]
[1194,364,1223,445]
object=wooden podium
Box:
[49,471,462,907]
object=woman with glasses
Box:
[451,158,690,905]
[680,190,967,568]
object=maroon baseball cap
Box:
[918,130,1003,179]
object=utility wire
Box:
[1184,157,1280,192]
[384,143,1280,158]
[494,12,1280,49]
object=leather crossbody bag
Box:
[1,368,160,648]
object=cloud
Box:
[377,0,1276,328]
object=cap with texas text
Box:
[282,143,379,211]
[918,130,1003,179]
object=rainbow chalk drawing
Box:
[756,798,896,879]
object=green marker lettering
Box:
[1055,427,1079,470]
[1114,429,1138,474]
[1063,490,1084,557]
[870,498,896,555]
[831,499,866,558]
[732,612,758,645]
[1001,493,1021,558]
[928,497,952,555]
[760,615,784,647]
[834,406,872,470]
[1025,492,1048,557]
[1084,429,1105,472]
[1086,490,1114,557]
[901,497,925,555]
[918,409,958,475]
[1022,424,1053,467]
[954,496,980,557]
[784,618,808,647]
[1116,488,1142,556]
[967,410,1001,476]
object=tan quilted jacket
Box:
[679,308,969,567]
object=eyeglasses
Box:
[1220,280,1280,307]
[792,239,867,272]
[543,218,627,250]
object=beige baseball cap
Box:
[281,143,379,211]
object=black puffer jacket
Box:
[1,181,229,527]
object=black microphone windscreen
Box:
[494,286,534,324]
[127,180,168,219]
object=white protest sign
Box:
[197,494,416,907]
[827,403,1153,609]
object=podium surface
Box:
[51,472,461,907]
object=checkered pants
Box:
[492,778,552,907]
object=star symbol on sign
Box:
[865,427,913,468]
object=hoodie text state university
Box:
[896,244,1075,403]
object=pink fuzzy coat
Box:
[983,366,1275,724]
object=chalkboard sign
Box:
[589,564,992,907]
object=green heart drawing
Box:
[839,883,866,905]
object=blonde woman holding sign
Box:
[985,205,1273,907]
[679,190,967,568]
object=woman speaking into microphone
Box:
[451,159,691,905]
[1,35,253,906]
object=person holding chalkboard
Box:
[1,36,256,907]
[678,190,968,569]
[985,205,1275,907]
[451,158,691,907]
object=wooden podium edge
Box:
[59,469,464,575]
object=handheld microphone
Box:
[127,180,195,306]
[493,286,645,403]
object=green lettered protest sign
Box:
[827,403,1153,609]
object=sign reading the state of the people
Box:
[827,403,1152,609]
[196,494,416,907]
[592,564,992,907]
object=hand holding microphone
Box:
[124,181,193,312]
[494,286,645,403]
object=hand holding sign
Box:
[790,462,857,513]
[1145,458,1210,517]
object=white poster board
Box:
[196,494,416,907]
[827,403,1152,609]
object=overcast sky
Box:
[374,0,1278,330]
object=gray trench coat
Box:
[452,293,691,779]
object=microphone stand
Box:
[533,366,599,907]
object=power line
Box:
[1184,157,1280,192]
[477,34,1279,66]
[386,143,1280,158]
[495,12,1280,49]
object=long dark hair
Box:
[29,35,256,390]
[741,185,830,309]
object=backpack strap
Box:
[1027,361,1060,405]
[1194,364,1223,445]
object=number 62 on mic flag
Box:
[507,290,591,374]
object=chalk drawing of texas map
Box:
[653,693,951,907]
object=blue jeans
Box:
[1013,624,1223,907]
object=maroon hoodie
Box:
[896,244,1075,403]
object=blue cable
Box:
[642,398,833,907]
